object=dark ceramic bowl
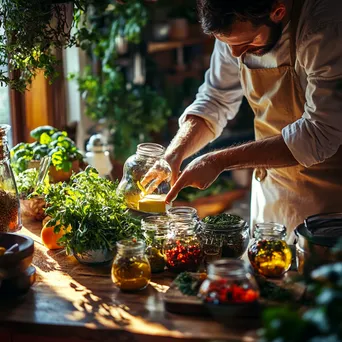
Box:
[0,233,35,295]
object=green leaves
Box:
[11,126,83,173]
[44,166,142,255]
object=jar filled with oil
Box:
[248,223,292,278]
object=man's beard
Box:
[248,21,283,56]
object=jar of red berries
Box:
[198,259,260,316]
[164,220,203,273]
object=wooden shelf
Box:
[148,37,204,54]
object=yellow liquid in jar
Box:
[112,259,151,291]
[124,193,142,210]
[248,240,292,277]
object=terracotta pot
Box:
[28,160,80,183]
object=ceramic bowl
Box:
[0,233,36,295]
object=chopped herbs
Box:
[202,213,243,226]
[256,275,294,302]
[173,272,206,296]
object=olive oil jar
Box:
[111,239,151,291]
[248,223,292,278]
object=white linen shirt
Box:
[180,0,342,167]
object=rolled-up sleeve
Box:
[282,22,342,167]
[179,40,243,140]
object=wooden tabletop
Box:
[0,218,260,342]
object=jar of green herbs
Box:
[199,214,249,264]
[141,215,169,273]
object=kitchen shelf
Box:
[147,37,205,53]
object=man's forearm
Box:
[165,115,215,162]
[215,134,299,171]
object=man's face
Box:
[215,19,283,58]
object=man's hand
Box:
[140,160,172,194]
[165,152,223,203]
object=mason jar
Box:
[199,216,249,264]
[164,221,203,273]
[117,143,171,212]
[141,215,169,273]
[199,259,260,305]
[167,206,201,232]
[248,223,292,278]
[111,239,151,291]
[0,125,22,232]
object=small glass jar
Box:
[199,216,249,264]
[164,221,203,273]
[111,239,151,291]
[141,216,169,273]
[0,125,21,232]
[248,223,292,278]
[199,259,260,305]
[117,143,172,211]
[167,206,201,232]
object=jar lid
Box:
[116,239,145,252]
[295,212,342,248]
[208,259,251,277]
[86,133,108,152]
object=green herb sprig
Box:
[44,166,142,255]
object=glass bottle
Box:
[0,125,21,232]
[117,143,172,211]
[167,206,200,232]
[164,220,203,273]
[141,215,169,273]
[111,239,151,291]
[199,259,260,306]
[199,217,249,264]
[248,223,292,278]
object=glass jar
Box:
[164,221,203,273]
[141,215,169,273]
[248,223,292,278]
[0,125,21,232]
[199,216,249,264]
[111,239,151,291]
[167,206,201,232]
[199,259,260,305]
[117,143,172,211]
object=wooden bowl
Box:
[0,233,35,295]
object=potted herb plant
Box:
[11,126,83,183]
[44,166,142,264]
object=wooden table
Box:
[0,219,260,342]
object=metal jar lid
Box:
[295,212,342,249]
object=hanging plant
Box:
[70,0,171,162]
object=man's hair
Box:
[197,0,278,35]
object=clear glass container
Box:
[167,206,201,232]
[248,223,292,278]
[164,221,203,273]
[198,216,249,264]
[0,125,21,232]
[117,143,172,211]
[111,239,151,291]
[199,259,259,305]
[141,215,169,273]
